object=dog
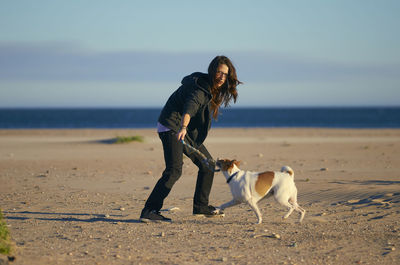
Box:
[215,159,305,224]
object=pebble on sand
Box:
[252,233,281,239]
[347,199,360,204]
[167,206,180,212]
[272,233,281,239]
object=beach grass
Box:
[0,209,12,255]
[114,135,144,144]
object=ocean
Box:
[0,107,399,129]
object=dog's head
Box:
[216,159,241,174]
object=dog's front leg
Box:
[247,199,262,224]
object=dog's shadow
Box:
[4,210,142,223]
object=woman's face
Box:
[215,64,229,88]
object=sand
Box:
[0,128,399,264]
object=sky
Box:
[0,0,399,108]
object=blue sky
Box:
[0,0,399,107]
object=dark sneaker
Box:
[140,208,172,223]
[193,205,225,218]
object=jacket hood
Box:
[181,72,211,95]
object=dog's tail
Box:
[281,166,294,178]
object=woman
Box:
[140,55,242,222]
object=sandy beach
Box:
[1,128,399,264]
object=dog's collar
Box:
[226,171,239,184]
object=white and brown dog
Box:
[215,159,305,224]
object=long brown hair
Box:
[208,55,242,119]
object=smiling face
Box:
[216,159,241,173]
[214,64,229,88]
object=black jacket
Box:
[158,72,212,147]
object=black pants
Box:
[144,131,215,213]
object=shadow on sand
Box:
[92,138,120,144]
[330,180,400,186]
[4,210,141,223]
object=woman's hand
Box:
[177,113,190,141]
[176,126,187,141]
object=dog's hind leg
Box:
[288,191,306,222]
[275,196,295,220]
[247,199,263,224]
[282,196,306,222]
[294,203,306,222]
[283,206,295,219]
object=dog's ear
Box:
[233,160,241,167]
